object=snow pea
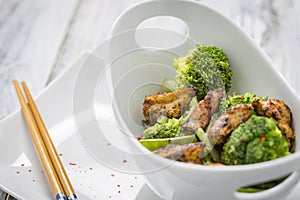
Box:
[139,134,197,151]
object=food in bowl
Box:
[138,44,295,192]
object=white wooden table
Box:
[1,0,300,199]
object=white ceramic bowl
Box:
[106,0,300,199]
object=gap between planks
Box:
[45,0,82,86]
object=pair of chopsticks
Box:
[13,81,77,200]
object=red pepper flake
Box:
[118,191,121,193]
[28,169,32,172]
[89,167,93,170]
[137,136,142,141]
[260,136,266,142]
[21,163,25,167]
[59,153,63,156]
[122,159,127,163]
[117,184,120,187]
[111,174,115,177]
[69,162,77,166]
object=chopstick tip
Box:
[21,81,27,88]
[13,80,21,90]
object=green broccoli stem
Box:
[196,128,220,162]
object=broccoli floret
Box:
[163,44,233,99]
[142,116,184,139]
[245,135,290,164]
[227,92,268,108]
[211,92,263,121]
[221,115,290,165]
[212,92,268,119]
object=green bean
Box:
[237,176,287,193]
[236,187,264,193]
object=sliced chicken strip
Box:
[182,88,226,133]
[252,99,292,125]
[153,142,205,164]
[207,104,253,145]
[143,87,197,125]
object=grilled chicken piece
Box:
[182,88,226,133]
[252,99,292,125]
[207,104,253,145]
[153,142,205,164]
[143,87,197,124]
[276,121,295,148]
[252,99,295,147]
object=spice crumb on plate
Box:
[69,162,77,166]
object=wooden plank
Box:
[47,0,141,81]
[0,0,79,120]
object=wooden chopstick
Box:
[13,81,66,200]
[21,81,77,200]
[13,80,77,200]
